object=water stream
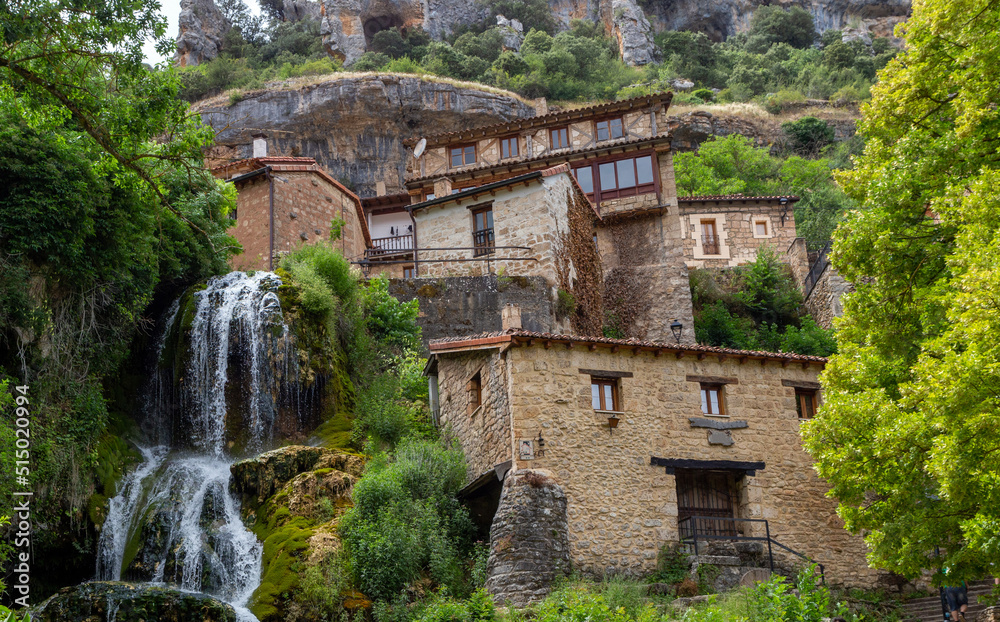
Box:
[96,272,299,622]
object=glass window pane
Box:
[451,149,461,168]
[616,159,636,189]
[701,389,708,414]
[710,390,719,414]
[636,156,654,184]
[599,162,617,191]
[485,209,493,229]
[592,383,601,409]
[604,384,614,410]
[574,167,593,194]
[596,121,609,142]
[610,118,623,139]
[465,146,475,164]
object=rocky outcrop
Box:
[230,444,364,504]
[174,0,230,67]
[486,470,571,606]
[611,0,657,65]
[276,0,322,21]
[497,15,525,52]
[198,74,535,197]
[33,581,236,622]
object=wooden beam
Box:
[675,351,685,359]
[611,345,620,353]
[739,356,748,364]
[544,340,552,349]
[654,349,663,357]
[588,343,597,351]
[697,352,706,360]
[632,346,642,355]
[566,342,574,349]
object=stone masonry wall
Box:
[230,167,366,271]
[435,350,512,480]
[486,469,572,606]
[485,344,879,588]
[388,275,563,348]
[804,264,853,329]
[678,201,798,268]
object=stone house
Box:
[212,148,370,271]
[426,323,879,601]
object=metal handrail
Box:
[677,515,825,582]
[803,241,832,298]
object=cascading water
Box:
[96,272,299,622]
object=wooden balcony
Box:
[365,234,414,260]
[702,235,720,255]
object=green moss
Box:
[88,493,108,528]
[250,490,319,621]
[416,283,440,297]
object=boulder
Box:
[174,0,230,67]
[32,581,236,622]
[230,445,363,504]
[497,15,525,52]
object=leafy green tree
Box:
[481,0,557,34]
[745,6,817,53]
[801,0,1000,582]
[782,116,835,155]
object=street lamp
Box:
[670,320,683,344]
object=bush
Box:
[692,88,715,102]
[745,6,817,53]
[351,51,392,71]
[782,117,834,155]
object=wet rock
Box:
[32,581,237,622]
[231,445,363,504]
[611,0,656,66]
[174,0,230,67]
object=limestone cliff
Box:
[197,74,536,197]
[174,0,231,67]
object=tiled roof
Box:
[677,194,800,202]
[406,91,674,147]
[429,329,827,364]
[405,134,670,186]
[210,156,317,172]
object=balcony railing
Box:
[366,234,414,260]
[702,235,720,255]
[473,228,495,257]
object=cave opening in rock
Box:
[363,14,406,47]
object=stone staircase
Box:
[901,581,995,622]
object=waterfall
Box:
[96,272,297,622]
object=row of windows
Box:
[590,377,817,419]
[573,154,656,200]
[446,116,631,170]
[697,218,770,256]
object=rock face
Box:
[32,581,237,622]
[198,74,536,197]
[486,470,571,606]
[611,0,657,65]
[174,0,230,67]
[277,0,323,21]
[496,15,525,52]
[230,444,364,504]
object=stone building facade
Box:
[212,156,370,271]
[428,328,879,596]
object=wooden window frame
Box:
[700,383,726,416]
[471,204,494,257]
[449,143,477,168]
[754,220,768,236]
[795,389,817,419]
[402,266,415,279]
[595,117,625,142]
[550,126,570,150]
[572,150,659,205]
[701,219,721,255]
[499,135,519,160]
[467,371,483,414]
[591,376,621,412]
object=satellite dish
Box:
[413,138,427,158]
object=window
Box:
[796,389,817,419]
[591,377,620,412]
[754,220,768,236]
[450,144,476,168]
[230,208,238,221]
[701,220,720,255]
[467,372,482,414]
[700,384,725,416]
[402,266,415,279]
[588,155,655,200]
[500,136,519,159]
[424,192,436,201]
[595,117,624,142]
[550,127,569,150]
[472,205,494,256]
[573,166,594,196]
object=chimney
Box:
[376,181,387,196]
[252,133,268,158]
[502,304,522,331]
[533,97,548,116]
[433,177,452,197]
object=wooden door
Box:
[676,469,737,538]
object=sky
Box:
[143,0,262,65]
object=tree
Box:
[745,6,817,53]
[801,0,1000,583]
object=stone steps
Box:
[900,581,995,622]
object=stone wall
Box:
[803,263,853,329]
[229,166,366,271]
[979,607,1000,622]
[447,343,881,587]
[434,349,512,479]
[388,275,562,347]
[678,200,799,268]
[486,469,572,606]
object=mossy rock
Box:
[32,581,237,622]
[231,445,363,505]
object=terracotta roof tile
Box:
[429,329,827,363]
[677,194,800,202]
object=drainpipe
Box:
[266,166,275,271]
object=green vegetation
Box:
[675,134,860,250]
[801,0,1000,584]
[691,247,836,356]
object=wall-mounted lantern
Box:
[536,431,545,457]
[607,414,620,435]
[670,319,683,344]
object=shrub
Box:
[651,543,690,585]
[782,116,835,155]
[692,88,715,102]
[351,51,391,71]
[764,89,806,114]
[745,6,817,53]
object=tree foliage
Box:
[801,0,1000,583]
